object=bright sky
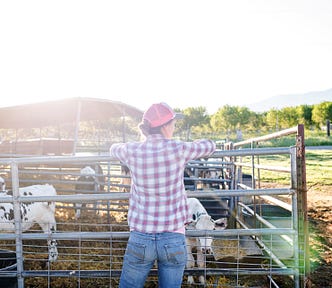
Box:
[1,0,331,113]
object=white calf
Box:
[186,197,227,285]
[0,184,58,261]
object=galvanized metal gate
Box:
[0,125,308,287]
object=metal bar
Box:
[0,188,295,203]
[233,126,298,147]
[187,188,295,198]
[11,162,24,288]
[21,267,297,278]
[258,195,292,212]
[213,147,291,157]
[0,147,291,165]
[0,228,297,241]
[0,192,129,203]
[233,161,291,173]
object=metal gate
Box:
[0,125,308,287]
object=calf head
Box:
[193,214,228,255]
[77,166,100,192]
[80,166,95,175]
[194,214,215,254]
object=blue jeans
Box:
[119,231,187,288]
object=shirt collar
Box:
[146,134,166,141]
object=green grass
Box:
[305,150,332,186]
[240,150,332,186]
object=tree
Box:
[266,109,279,130]
[237,107,252,128]
[297,105,313,128]
[266,107,299,130]
[312,102,332,127]
[175,106,210,140]
[247,112,266,132]
[278,107,299,128]
[211,105,239,132]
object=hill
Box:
[247,88,332,112]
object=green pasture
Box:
[241,149,332,186]
[305,149,332,186]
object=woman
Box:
[110,102,216,288]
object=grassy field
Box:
[240,149,332,186]
[305,149,332,186]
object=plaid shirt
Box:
[110,134,216,233]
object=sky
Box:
[1,0,332,114]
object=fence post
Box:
[295,124,309,287]
[327,120,330,137]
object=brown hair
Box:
[138,119,162,137]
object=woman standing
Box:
[110,102,216,288]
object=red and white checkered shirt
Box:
[110,134,216,233]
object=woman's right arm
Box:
[110,143,127,162]
[183,139,216,161]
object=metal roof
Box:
[0,97,143,129]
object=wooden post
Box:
[327,120,330,137]
[295,124,309,287]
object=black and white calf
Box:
[186,197,227,285]
[0,183,58,262]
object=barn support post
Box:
[73,98,82,155]
[121,110,126,143]
[294,124,309,287]
[11,161,24,288]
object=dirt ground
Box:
[306,185,332,288]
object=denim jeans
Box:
[119,231,187,288]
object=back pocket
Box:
[125,242,146,264]
[164,242,187,265]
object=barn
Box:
[0,97,143,156]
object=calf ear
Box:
[214,218,227,229]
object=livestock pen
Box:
[0,125,308,287]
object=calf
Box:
[0,184,58,262]
[75,166,101,218]
[200,169,226,190]
[186,197,227,285]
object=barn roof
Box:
[0,97,143,129]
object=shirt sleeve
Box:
[182,139,216,161]
[110,143,128,164]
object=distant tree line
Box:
[1,101,331,145]
[174,101,332,140]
